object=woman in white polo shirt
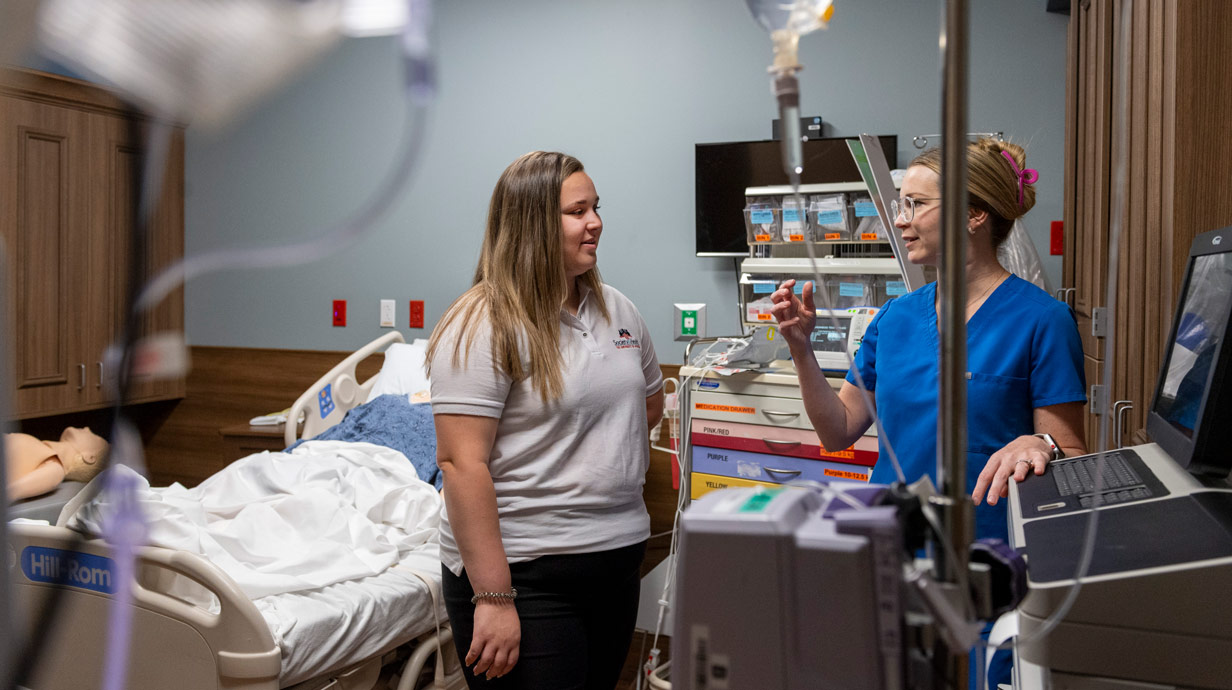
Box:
[426,151,665,689]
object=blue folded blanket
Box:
[286,393,441,489]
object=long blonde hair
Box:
[910,138,1037,248]
[426,151,609,401]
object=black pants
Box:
[442,541,646,690]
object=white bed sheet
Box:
[66,440,446,684]
[259,543,445,686]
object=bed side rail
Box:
[10,522,281,689]
[285,331,406,446]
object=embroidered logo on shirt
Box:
[613,328,641,349]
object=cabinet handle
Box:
[1113,400,1133,449]
[78,363,86,390]
[96,361,103,389]
[761,410,800,419]
[763,467,802,477]
[762,439,801,449]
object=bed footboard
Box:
[11,523,281,690]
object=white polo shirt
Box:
[430,283,663,576]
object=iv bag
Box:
[745,0,835,37]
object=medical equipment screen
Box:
[1154,252,1232,437]
[811,319,849,353]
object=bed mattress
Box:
[66,440,446,686]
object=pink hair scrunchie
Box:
[1001,150,1039,206]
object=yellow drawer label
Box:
[694,402,755,414]
[690,471,777,499]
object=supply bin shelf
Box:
[740,257,907,326]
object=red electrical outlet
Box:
[409,300,425,329]
[1050,220,1064,256]
[332,300,347,327]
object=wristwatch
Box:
[1033,433,1063,461]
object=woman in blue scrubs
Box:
[771,138,1087,684]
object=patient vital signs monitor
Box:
[1011,225,1232,688]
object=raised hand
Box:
[770,278,817,353]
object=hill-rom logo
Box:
[613,327,640,349]
[21,546,116,594]
[1214,235,1223,246]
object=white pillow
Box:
[369,339,431,401]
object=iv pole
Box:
[937,0,972,686]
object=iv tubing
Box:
[7,13,437,689]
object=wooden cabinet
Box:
[219,423,293,462]
[0,68,185,419]
[1063,1,1232,450]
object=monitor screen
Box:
[1154,253,1232,437]
[1147,227,1232,477]
[811,319,850,353]
[694,136,897,256]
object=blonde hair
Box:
[426,151,609,401]
[910,138,1036,248]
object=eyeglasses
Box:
[889,196,941,223]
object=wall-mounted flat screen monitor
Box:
[694,136,897,256]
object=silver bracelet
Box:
[471,588,518,605]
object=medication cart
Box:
[684,169,907,500]
[680,366,878,499]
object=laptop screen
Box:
[1147,228,1232,476]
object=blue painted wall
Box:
[182,0,1068,360]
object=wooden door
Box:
[93,113,187,405]
[1067,0,1115,451]
[0,92,92,417]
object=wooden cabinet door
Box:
[95,115,187,405]
[1068,0,1116,451]
[0,94,92,417]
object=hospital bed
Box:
[9,331,466,690]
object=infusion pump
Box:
[811,307,878,371]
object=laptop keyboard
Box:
[1053,452,1155,508]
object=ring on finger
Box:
[1014,459,1032,469]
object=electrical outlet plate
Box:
[380,299,395,328]
[332,300,347,327]
[409,300,425,328]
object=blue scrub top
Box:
[846,275,1086,541]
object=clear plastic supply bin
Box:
[850,194,884,241]
[810,193,850,241]
[744,197,781,243]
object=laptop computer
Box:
[1008,226,1232,688]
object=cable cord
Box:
[784,176,906,486]
[6,15,437,688]
[787,169,984,645]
